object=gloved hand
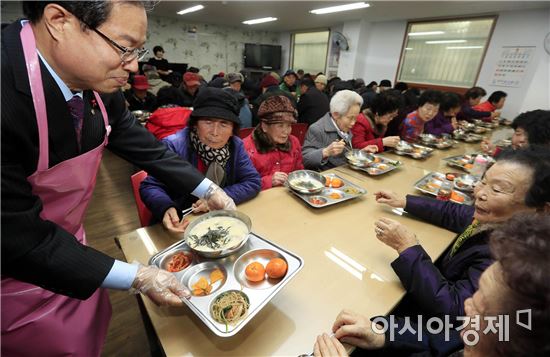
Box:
[130,264,190,306]
[204,183,236,210]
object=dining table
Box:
[115,126,512,356]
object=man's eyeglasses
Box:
[90,27,148,63]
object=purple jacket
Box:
[140,128,261,222]
[392,195,492,318]
[424,112,454,136]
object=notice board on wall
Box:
[489,46,536,88]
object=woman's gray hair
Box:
[330,90,363,116]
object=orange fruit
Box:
[245,262,265,282]
[266,258,288,279]
[324,176,332,187]
[331,178,343,188]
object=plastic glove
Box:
[192,198,209,213]
[130,264,190,306]
[204,182,236,210]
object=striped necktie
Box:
[67,95,84,152]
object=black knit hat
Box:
[191,87,240,124]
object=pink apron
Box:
[1,23,112,356]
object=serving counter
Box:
[116,129,511,356]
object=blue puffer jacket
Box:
[140,127,261,223]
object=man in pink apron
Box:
[1,2,235,355]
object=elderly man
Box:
[1,1,234,355]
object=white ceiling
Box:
[150,1,550,32]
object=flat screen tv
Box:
[244,43,281,70]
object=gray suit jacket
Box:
[302,112,351,171]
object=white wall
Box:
[343,8,550,119]
[350,19,406,84]
[147,16,282,78]
[476,9,550,118]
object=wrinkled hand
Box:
[331,309,385,350]
[361,145,378,153]
[272,171,288,187]
[323,140,346,158]
[314,333,348,357]
[130,264,190,306]
[382,136,401,148]
[192,198,209,213]
[205,183,236,210]
[480,138,495,154]
[162,207,191,233]
[374,217,418,254]
[374,190,406,208]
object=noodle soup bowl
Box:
[184,210,252,259]
[287,170,326,194]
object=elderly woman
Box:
[140,87,261,232]
[243,95,304,190]
[302,90,377,171]
[351,91,401,152]
[424,92,461,136]
[481,109,550,155]
[313,213,550,357]
[400,90,442,142]
[370,147,550,319]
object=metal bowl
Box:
[184,210,252,258]
[287,170,326,194]
[345,149,375,168]
[419,133,438,144]
[131,110,151,122]
[461,122,476,132]
[452,129,466,139]
[454,174,478,192]
[396,140,413,153]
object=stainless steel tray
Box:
[287,173,366,208]
[149,232,304,337]
[443,154,476,172]
[455,133,483,142]
[393,144,434,159]
[413,172,474,205]
[349,154,401,175]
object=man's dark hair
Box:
[418,90,442,107]
[440,92,461,112]
[394,82,409,92]
[488,90,507,104]
[489,212,550,356]
[370,91,401,117]
[512,110,550,147]
[496,146,550,208]
[23,1,154,28]
[300,78,315,89]
[366,81,378,89]
[464,86,487,100]
[152,45,164,55]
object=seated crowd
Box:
[135,61,550,355]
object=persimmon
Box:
[245,262,265,282]
[324,176,332,187]
[266,258,288,279]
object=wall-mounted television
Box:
[244,43,282,70]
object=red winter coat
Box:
[472,101,496,123]
[351,113,385,152]
[243,134,304,190]
[145,107,191,139]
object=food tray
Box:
[287,173,366,208]
[394,143,434,159]
[443,153,476,172]
[413,172,474,205]
[149,232,304,337]
[456,133,483,143]
[349,155,401,175]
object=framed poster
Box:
[490,46,535,88]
